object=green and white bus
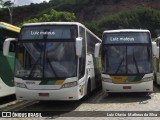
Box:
[95,29,157,92]
[0,22,20,97]
[3,22,102,100]
[154,37,160,85]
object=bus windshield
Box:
[15,42,77,79]
[15,25,77,79]
[104,32,150,44]
[19,25,77,40]
[102,45,152,75]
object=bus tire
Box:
[154,72,157,84]
[87,79,91,96]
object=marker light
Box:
[102,78,112,83]
[15,82,27,88]
[62,81,77,88]
[142,77,153,82]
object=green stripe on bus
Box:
[111,75,145,84]
[0,51,15,87]
[39,80,64,85]
[127,75,144,82]
[39,80,56,85]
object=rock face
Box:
[75,0,160,22]
[1,0,160,25]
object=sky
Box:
[4,0,50,6]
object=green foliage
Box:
[2,1,160,38]
[23,9,76,24]
[50,0,76,5]
[87,8,160,38]
[49,0,89,6]
[48,0,89,12]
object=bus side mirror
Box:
[3,38,17,56]
[152,42,157,56]
[94,43,101,58]
[76,37,82,57]
[157,47,159,58]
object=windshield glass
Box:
[15,42,77,79]
[20,25,76,40]
[104,32,150,44]
[102,45,152,75]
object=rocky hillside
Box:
[75,0,160,22]
[1,0,160,37]
[1,0,160,24]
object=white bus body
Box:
[155,37,160,85]
[101,29,154,92]
[0,22,20,97]
[3,22,102,100]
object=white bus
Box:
[3,22,102,100]
[0,22,20,97]
[95,29,157,92]
[154,37,160,85]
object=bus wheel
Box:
[154,73,157,83]
[87,79,91,96]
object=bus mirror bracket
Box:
[94,43,101,58]
[76,37,83,57]
[157,47,159,58]
[152,42,157,57]
[3,38,17,56]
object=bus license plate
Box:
[123,86,131,89]
[39,93,49,96]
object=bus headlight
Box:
[62,81,77,88]
[142,77,153,82]
[102,78,112,83]
[15,82,27,88]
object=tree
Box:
[2,0,15,24]
[0,0,4,8]
[23,9,76,24]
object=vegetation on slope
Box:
[86,8,160,38]
[1,0,160,37]
[23,9,76,25]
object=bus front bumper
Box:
[15,85,84,100]
[102,81,153,92]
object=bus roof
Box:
[103,29,150,34]
[0,22,20,33]
[22,22,85,27]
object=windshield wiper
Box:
[46,55,58,78]
[115,57,125,74]
[28,47,43,78]
[28,56,42,78]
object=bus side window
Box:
[0,41,3,51]
[9,41,16,52]
[0,36,5,51]
[79,26,86,79]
